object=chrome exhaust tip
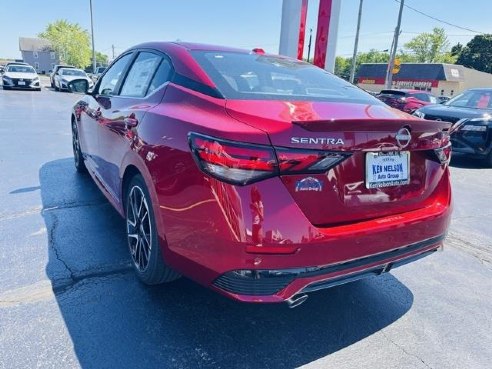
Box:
[286,294,308,308]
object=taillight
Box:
[434,142,452,165]
[432,131,452,165]
[189,133,278,185]
[189,133,350,185]
[275,148,350,174]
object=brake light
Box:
[434,142,452,165]
[276,148,350,174]
[189,133,278,185]
[189,133,350,185]
[252,48,265,55]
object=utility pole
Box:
[112,44,115,60]
[349,0,364,83]
[385,0,404,89]
[307,28,313,62]
[89,0,96,73]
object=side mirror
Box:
[68,79,89,94]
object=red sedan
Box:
[69,42,452,307]
[377,89,439,114]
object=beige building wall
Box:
[357,64,492,97]
[433,81,460,97]
[462,68,492,90]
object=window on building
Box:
[50,52,56,60]
[33,51,38,59]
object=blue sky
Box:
[1,0,491,60]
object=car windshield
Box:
[61,69,86,76]
[192,51,382,103]
[7,65,35,73]
[445,90,492,109]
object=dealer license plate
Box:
[365,151,410,189]
[18,81,26,86]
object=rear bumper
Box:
[158,167,452,303]
[213,233,445,302]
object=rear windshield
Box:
[379,90,407,97]
[61,69,86,76]
[191,51,382,104]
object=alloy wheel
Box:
[126,185,152,272]
[72,123,80,167]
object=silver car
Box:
[54,68,93,92]
[2,64,41,91]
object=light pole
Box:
[307,28,313,62]
[349,0,363,84]
[385,0,405,89]
[89,0,96,73]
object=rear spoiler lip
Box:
[292,119,452,133]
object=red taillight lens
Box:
[189,133,351,185]
[189,133,278,185]
[434,142,452,165]
[276,148,350,174]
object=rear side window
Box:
[147,59,172,95]
[191,51,382,104]
[98,53,133,96]
[120,52,162,97]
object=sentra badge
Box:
[295,177,323,192]
[291,137,345,145]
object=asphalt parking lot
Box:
[0,85,491,369]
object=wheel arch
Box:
[121,164,141,212]
[120,157,171,254]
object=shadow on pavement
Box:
[40,158,414,369]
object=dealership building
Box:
[356,63,492,97]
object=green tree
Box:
[404,27,456,63]
[39,20,91,68]
[335,49,390,80]
[451,43,464,58]
[335,56,350,80]
[456,35,492,73]
[95,51,108,66]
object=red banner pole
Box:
[297,0,309,60]
[313,0,333,68]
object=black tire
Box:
[71,120,87,173]
[54,85,59,91]
[125,174,180,284]
[2,86,10,90]
[50,80,54,88]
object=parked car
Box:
[5,61,29,67]
[90,66,107,82]
[0,66,4,74]
[54,68,93,91]
[414,88,492,166]
[377,89,438,114]
[68,42,452,307]
[437,96,451,104]
[2,64,41,91]
[50,64,75,88]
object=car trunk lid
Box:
[226,100,451,225]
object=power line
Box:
[394,0,485,34]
